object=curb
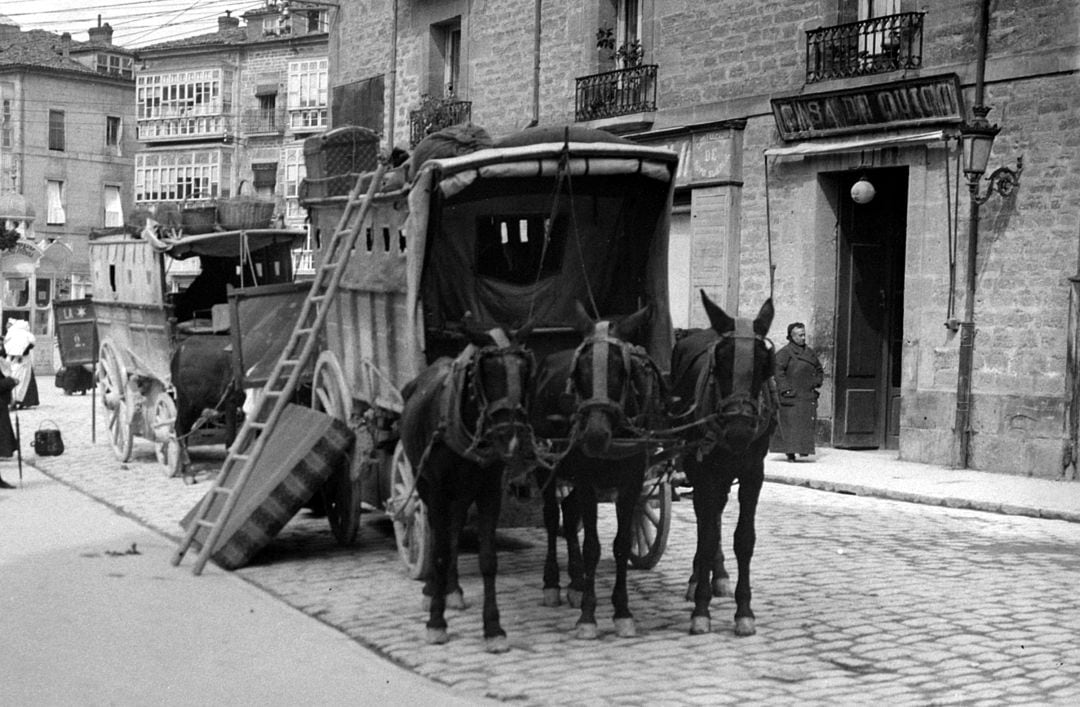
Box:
[766,473,1080,524]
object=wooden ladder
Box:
[172,160,388,575]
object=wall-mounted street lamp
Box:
[954,102,1023,469]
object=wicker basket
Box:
[218,181,275,230]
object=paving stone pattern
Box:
[19,386,1080,706]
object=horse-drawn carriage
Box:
[89,224,306,477]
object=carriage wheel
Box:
[389,441,432,580]
[98,341,134,463]
[629,465,673,570]
[151,393,182,478]
[312,352,362,546]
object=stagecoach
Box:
[88,223,306,477]
[298,124,680,576]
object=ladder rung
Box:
[195,519,217,528]
[210,486,234,495]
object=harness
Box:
[691,317,778,459]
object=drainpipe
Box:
[388,0,398,145]
[953,0,991,469]
[527,0,541,127]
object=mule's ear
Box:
[701,290,734,334]
[572,300,595,337]
[754,298,774,337]
[613,304,651,343]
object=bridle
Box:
[567,321,637,433]
[692,317,776,457]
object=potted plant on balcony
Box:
[594,28,648,117]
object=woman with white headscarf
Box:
[4,318,39,409]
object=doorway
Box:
[830,167,907,449]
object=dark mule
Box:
[170,333,244,473]
[531,303,667,639]
[399,323,535,653]
[670,291,775,636]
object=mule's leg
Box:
[574,484,601,639]
[423,466,453,645]
[690,470,720,635]
[539,468,563,607]
[444,497,468,610]
[610,467,644,638]
[732,461,764,637]
[686,516,730,600]
[474,466,509,653]
[562,487,585,608]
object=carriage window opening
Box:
[255,263,264,278]
[365,226,374,252]
[109,265,117,293]
[476,214,565,285]
[382,227,391,252]
[398,229,407,253]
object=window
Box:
[96,53,133,79]
[104,185,123,227]
[49,110,65,151]
[137,70,223,120]
[305,10,328,33]
[46,181,66,225]
[431,19,462,97]
[287,59,328,131]
[106,116,121,147]
[1,98,10,149]
[475,213,566,284]
[857,0,903,61]
[135,150,227,202]
[616,0,641,65]
[282,146,306,219]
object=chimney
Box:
[60,32,71,58]
[87,22,114,45]
[219,11,240,31]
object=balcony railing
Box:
[241,108,286,135]
[409,99,472,147]
[806,13,924,83]
[575,64,657,122]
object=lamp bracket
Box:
[972,155,1023,205]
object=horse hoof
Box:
[684,582,696,602]
[542,588,562,607]
[426,627,449,645]
[575,622,599,640]
[567,589,583,609]
[689,616,711,635]
[445,590,467,611]
[485,635,510,653]
[713,578,732,598]
[734,617,756,636]
[613,618,637,638]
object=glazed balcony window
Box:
[806,12,924,83]
[137,69,232,141]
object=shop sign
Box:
[771,74,964,141]
[1,238,44,261]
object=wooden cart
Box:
[89,226,305,477]
[299,125,680,576]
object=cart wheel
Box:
[99,341,134,462]
[389,441,432,580]
[151,393,182,478]
[312,352,361,546]
[629,467,672,570]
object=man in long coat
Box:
[769,322,824,461]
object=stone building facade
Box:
[0,17,137,372]
[327,0,1079,479]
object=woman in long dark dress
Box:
[0,359,19,489]
[769,322,824,461]
[4,318,38,409]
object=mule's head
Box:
[699,291,775,453]
[464,320,536,461]
[567,302,656,457]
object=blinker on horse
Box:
[532,303,667,639]
[671,291,776,636]
[398,320,536,653]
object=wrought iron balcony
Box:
[241,108,286,135]
[409,98,472,147]
[806,13,924,83]
[575,64,657,123]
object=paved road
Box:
[15,385,1080,705]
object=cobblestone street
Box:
[18,385,1080,706]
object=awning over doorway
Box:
[764,129,950,157]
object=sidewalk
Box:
[763,447,1080,524]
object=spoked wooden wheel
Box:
[312,352,361,546]
[388,441,432,580]
[98,341,133,463]
[151,393,182,478]
[629,464,673,570]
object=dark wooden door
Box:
[833,168,907,449]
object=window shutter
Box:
[331,75,384,131]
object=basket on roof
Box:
[217,181,275,230]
